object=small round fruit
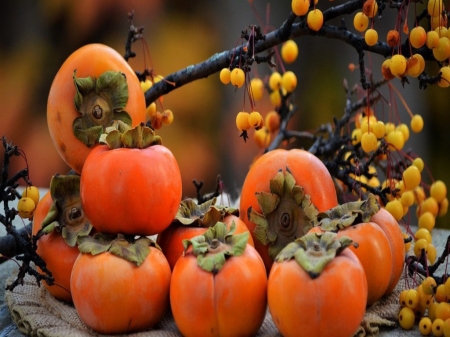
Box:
[250,78,265,101]
[411,114,424,132]
[353,12,369,32]
[419,317,433,335]
[236,112,251,132]
[410,26,427,49]
[365,28,379,46]
[431,180,447,203]
[220,68,231,84]
[390,54,407,77]
[17,197,36,219]
[307,9,324,31]
[269,72,282,91]
[398,307,415,329]
[281,71,297,93]
[230,68,246,88]
[291,0,310,16]
[438,66,450,88]
[281,40,299,64]
[361,132,378,152]
[21,186,40,206]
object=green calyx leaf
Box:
[77,233,155,266]
[182,221,249,274]
[39,173,92,247]
[317,193,380,231]
[276,231,356,279]
[174,198,238,227]
[100,122,162,150]
[247,168,319,261]
[72,70,132,147]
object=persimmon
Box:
[240,149,338,272]
[71,235,171,334]
[268,232,367,337]
[311,195,394,305]
[47,43,146,174]
[170,222,267,337]
[371,207,405,294]
[157,198,254,269]
[32,174,92,302]
[80,124,182,236]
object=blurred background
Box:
[1,0,449,227]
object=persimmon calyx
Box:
[77,233,157,267]
[38,174,92,247]
[182,221,249,274]
[72,70,132,147]
[276,232,357,279]
[247,168,319,261]
[174,197,238,227]
[315,193,380,231]
[100,122,162,150]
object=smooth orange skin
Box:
[47,43,146,174]
[337,222,393,306]
[70,248,171,334]
[268,249,367,337]
[80,144,182,236]
[157,215,254,270]
[170,245,267,337]
[371,208,405,295]
[32,191,80,302]
[239,149,338,272]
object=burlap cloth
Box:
[4,268,410,337]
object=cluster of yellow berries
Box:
[398,276,450,335]
[219,38,299,147]
[352,0,450,85]
[291,0,324,31]
[351,108,424,155]
[141,79,174,129]
[17,186,40,219]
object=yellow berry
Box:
[361,132,378,153]
[418,211,436,232]
[390,54,407,77]
[230,68,246,88]
[248,111,263,130]
[146,102,157,119]
[140,79,153,93]
[162,109,174,125]
[385,199,403,221]
[269,72,282,91]
[410,114,424,133]
[353,12,369,33]
[17,197,36,219]
[254,127,271,148]
[410,26,427,49]
[413,238,429,257]
[265,111,280,132]
[432,318,445,336]
[22,186,40,206]
[431,180,447,203]
[236,112,251,131]
[219,68,231,84]
[281,40,299,64]
[398,306,415,329]
[307,9,324,31]
[291,0,310,16]
[403,165,421,190]
[439,66,450,88]
[282,71,297,93]
[419,317,433,335]
[250,78,265,101]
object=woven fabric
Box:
[4,272,403,337]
